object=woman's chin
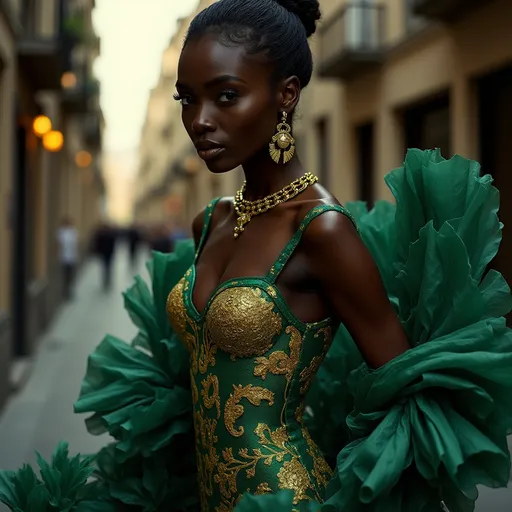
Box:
[205,159,240,174]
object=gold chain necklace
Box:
[233,172,318,238]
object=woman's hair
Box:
[185,0,322,90]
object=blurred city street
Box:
[0,245,144,474]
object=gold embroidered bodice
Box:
[166,199,355,512]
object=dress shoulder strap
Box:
[195,197,222,260]
[266,203,358,283]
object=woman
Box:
[1,1,512,511]
[169,0,409,508]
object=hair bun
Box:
[274,0,321,37]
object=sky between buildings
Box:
[91,0,197,221]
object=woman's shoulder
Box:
[192,197,234,244]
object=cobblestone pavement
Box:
[0,246,510,510]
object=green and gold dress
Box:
[2,150,512,512]
[167,202,352,511]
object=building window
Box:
[404,0,428,33]
[356,122,375,207]
[404,93,451,157]
[316,118,329,188]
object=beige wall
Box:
[295,0,512,203]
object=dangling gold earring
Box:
[269,111,295,164]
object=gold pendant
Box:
[234,212,251,238]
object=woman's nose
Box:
[192,105,216,135]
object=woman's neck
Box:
[241,147,306,201]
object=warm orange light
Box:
[61,72,77,89]
[32,115,52,137]
[75,150,92,168]
[43,130,64,152]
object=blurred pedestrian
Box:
[57,216,78,300]
[93,221,117,291]
[126,223,142,270]
[150,224,172,253]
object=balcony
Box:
[83,109,103,149]
[62,77,100,114]
[318,2,386,80]
[411,0,489,22]
[17,1,77,90]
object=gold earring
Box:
[269,111,295,164]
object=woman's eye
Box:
[173,93,193,106]
[218,90,238,103]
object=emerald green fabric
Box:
[169,201,355,511]
[1,149,511,512]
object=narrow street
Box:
[0,246,145,475]
[0,247,510,511]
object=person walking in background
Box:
[57,216,79,300]
[126,223,142,271]
[93,222,117,292]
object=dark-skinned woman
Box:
[1,1,512,511]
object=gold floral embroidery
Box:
[299,327,332,395]
[254,326,302,382]
[224,384,275,437]
[215,497,236,512]
[198,323,217,374]
[201,374,221,419]
[254,482,272,494]
[295,404,333,491]
[277,457,314,505]
[195,405,219,499]
[215,423,294,502]
[205,287,282,358]
[191,370,199,405]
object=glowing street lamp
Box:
[43,130,64,152]
[75,150,92,168]
[61,72,77,89]
[32,115,52,137]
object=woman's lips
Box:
[197,147,225,161]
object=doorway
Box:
[478,65,512,322]
[356,122,375,207]
[403,93,451,158]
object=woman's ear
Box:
[278,76,301,114]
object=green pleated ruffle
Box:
[238,149,512,512]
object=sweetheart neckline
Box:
[186,263,332,331]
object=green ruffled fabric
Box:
[0,443,98,512]
[306,149,512,512]
[72,240,198,511]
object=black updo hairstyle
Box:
[185,0,322,91]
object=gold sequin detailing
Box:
[166,277,189,346]
[299,327,333,395]
[224,384,275,437]
[206,287,282,358]
[254,482,272,494]
[277,457,314,505]
[202,374,221,419]
[266,286,277,299]
[254,326,302,382]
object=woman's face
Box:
[176,33,282,173]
